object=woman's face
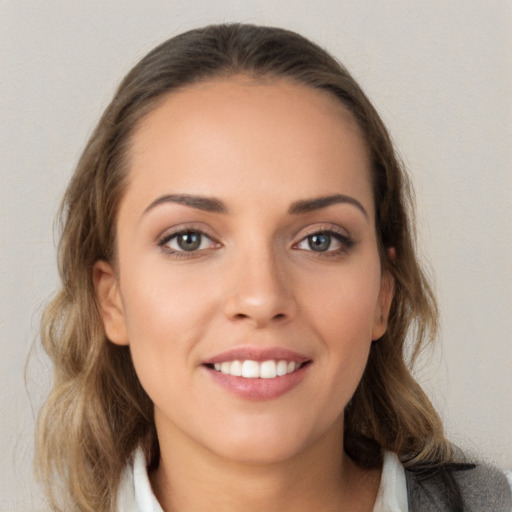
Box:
[95,76,393,464]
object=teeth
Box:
[213,359,302,378]
[260,360,276,379]
[276,360,288,376]
[241,360,260,378]
[230,360,243,376]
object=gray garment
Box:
[406,464,512,511]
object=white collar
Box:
[373,451,408,512]
[117,447,408,512]
[117,447,164,512]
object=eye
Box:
[295,231,353,254]
[159,230,217,254]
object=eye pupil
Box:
[177,232,201,251]
[308,234,331,252]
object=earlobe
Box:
[372,269,395,341]
[93,260,129,346]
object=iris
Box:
[308,233,332,252]
[177,232,202,251]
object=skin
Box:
[95,76,394,512]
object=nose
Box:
[223,247,297,328]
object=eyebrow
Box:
[142,192,368,218]
[142,194,228,216]
[288,194,368,218]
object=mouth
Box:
[205,359,309,379]
[202,348,312,400]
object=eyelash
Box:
[157,226,354,258]
[293,228,354,257]
[157,227,219,258]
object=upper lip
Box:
[202,347,311,365]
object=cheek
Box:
[120,255,219,336]
[305,262,382,337]
[302,262,382,381]
[118,260,220,387]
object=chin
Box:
[215,437,308,466]
[204,417,334,466]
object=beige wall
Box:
[1,1,511,509]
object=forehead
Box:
[125,76,373,215]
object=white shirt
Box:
[116,448,409,512]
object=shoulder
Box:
[405,462,512,512]
[455,463,512,510]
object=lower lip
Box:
[205,363,310,401]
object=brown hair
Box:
[36,23,451,512]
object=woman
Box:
[35,24,512,511]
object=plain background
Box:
[1,1,511,509]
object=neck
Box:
[150,419,380,512]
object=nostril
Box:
[231,312,287,323]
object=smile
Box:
[211,360,305,379]
[203,348,312,400]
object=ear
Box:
[93,260,129,346]
[372,264,395,341]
